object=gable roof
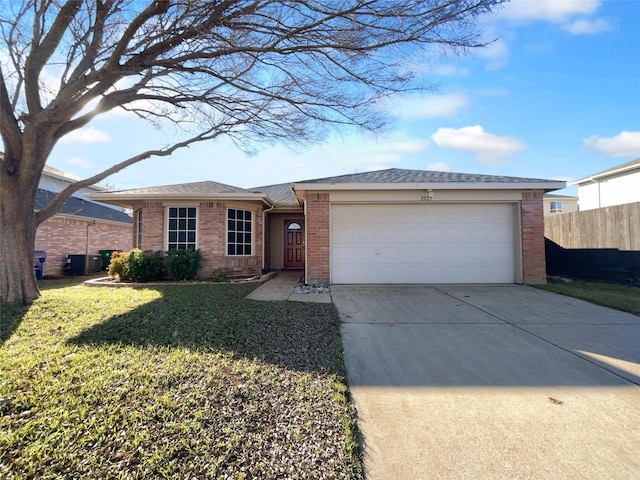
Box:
[88,180,274,208]
[292,168,565,191]
[104,180,250,196]
[295,168,555,184]
[249,182,298,207]
[571,158,640,186]
[88,168,565,209]
[36,189,133,224]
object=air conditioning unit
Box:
[63,254,102,275]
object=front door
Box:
[284,220,305,269]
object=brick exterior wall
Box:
[138,201,263,278]
[521,191,547,283]
[35,216,133,276]
[305,193,330,283]
[139,202,164,251]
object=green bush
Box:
[212,267,231,282]
[166,249,201,281]
[108,249,165,282]
[127,249,165,282]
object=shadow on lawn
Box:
[67,284,343,375]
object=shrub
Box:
[108,251,128,280]
[127,249,165,282]
[166,249,201,281]
[108,249,165,282]
[212,267,231,283]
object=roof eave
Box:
[292,181,566,191]
[87,192,274,208]
[570,162,640,186]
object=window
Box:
[550,201,562,213]
[167,207,197,250]
[227,208,252,255]
[136,210,143,249]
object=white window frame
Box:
[550,201,563,213]
[226,207,254,256]
[136,209,143,249]
[165,206,198,250]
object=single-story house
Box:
[89,168,565,285]
[543,193,578,216]
[36,166,133,276]
[570,158,640,211]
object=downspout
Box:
[85,220,96,274]
[261,204,275,274]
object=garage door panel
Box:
[331,203,516,284]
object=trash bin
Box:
[99,250,122,270]
[34,250,47,280]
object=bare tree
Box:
[1,0,505,305]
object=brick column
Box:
[521,191,546,283]
[306,193,330,283]
[141,201,164,251]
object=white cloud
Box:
[59,127,112,145]
[562,18,611,35]
[583,131,640,157]
[381,93,469,120]
[476,38,510,70]
[327,132,429,166]
[427,162,451,172]
[431,125,527,165]
[478,88,510,97]
[66,156,95,169]
[500,0,600,23]
[433,64,470,77]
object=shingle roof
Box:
[106,180,250,196]
[249,183,297,207]
[35,189,133,223]
[293,168,556,184]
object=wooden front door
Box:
[284,220,305,269]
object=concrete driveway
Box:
[333,285,640,479]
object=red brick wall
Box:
[305,193,330,283]
[139,201,263,278]
[35,216,133,276]
[140,202,165,251]
[521,191,547,283]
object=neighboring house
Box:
[570,158,640,211]
[35,166,133,276]
[543,194,578,216]
[89,168,564,285]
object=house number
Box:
[420,195,432,201]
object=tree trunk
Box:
[1,174,40,305]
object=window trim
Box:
[165,205,199,251]
[550,201,563,213]
[136,209,143,249]
[226,207,254,256]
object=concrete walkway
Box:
[245,270,332,303]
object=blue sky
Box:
[47,0,640,196]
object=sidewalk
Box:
[246,270,332,303]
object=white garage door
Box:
[331,203,516,284]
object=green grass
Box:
[537,280,640,315]
[1,277,363,479]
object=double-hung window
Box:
[167,207,197,250]
[550,201,562,213]
[136,210,143,249]
[227,208,252,255]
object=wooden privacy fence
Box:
[544,202,640,250]
[544,202,640,284]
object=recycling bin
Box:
[34,250,47,280]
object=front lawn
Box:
[537,280,640,315]
[0,278,362,479]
